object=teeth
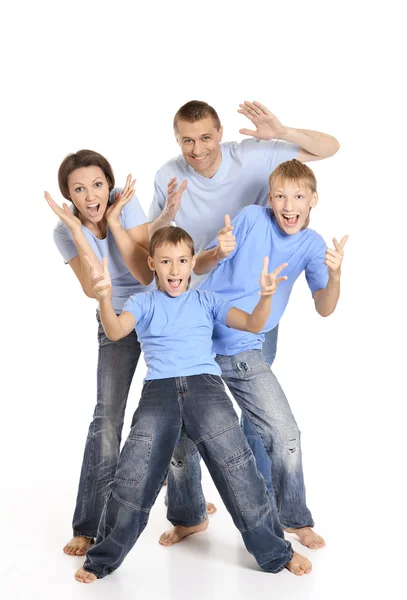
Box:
[88,203,99,208]
[283,214,297,219]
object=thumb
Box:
[239,128,259,137]
[102,256,109,273]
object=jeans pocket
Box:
[226,446,270,520]
[115,432,153,488]
[201,374,225,392]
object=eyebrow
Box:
[275,189,304,193]
[159,255,190,259]
[72,177,103,186]
[182,133,212,140]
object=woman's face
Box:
[67,166,110,223]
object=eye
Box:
[95,181,103,188]
[180,258,188,263]
[74,186,84,193]
[295,195,304,200]
[276,195,284,199]
[161,260,169,264]
[202,136,210,141]
[184,139,192,144]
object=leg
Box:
[217,351,315,532]
[182,375,311,575]
[77,379,182,581]
[241,326,278,493]
[65,313,141,556]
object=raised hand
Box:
[163,177,187,222]
[217,214,236,259]
[44,191,82,234]
[325,235,348,278]
[84,256,112,300]
[259,257,288,296]
[106,174,136,224]
[238,101,286,140]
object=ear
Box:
[268,191,273,206]
[218,125,223,142]
[147,256,155,271]
[310,191,319,208]
[191,255,196,270]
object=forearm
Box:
[99,298,126,341]
[314,275,341,316]
[194,247,223,275]
[147,210,173,237]
[247,295,272,333]
[279,127,340,158]
[108,222,153,285]
[71,230,101,297]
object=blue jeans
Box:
[72,312,142,538]
[167,347,314,530]
[83,375,293,578]
[241,326,278,493]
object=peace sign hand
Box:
[163,177,188,222]
[44,191,82,234]
[106,174,136,225]
[84,256,112,300]
[238,101,286,140]
[217,214,236,259]
[259,258,288,296]
[325,235,348,280]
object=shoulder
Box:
[53,220,73,241]
[233,204,269,226]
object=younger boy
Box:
[75,226,312,583]
[162,159,347,550]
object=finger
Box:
[262,256,269,274]
[179,179,188,193]
[224,214,231,228]
[239,128,260,138]
[332,237,343,253]
[325,259,338,269]
[102,256,109,274]
[253,101,270,115]
[339,235,349,249]
[242,101,262,115]
[275,276,288,284]
[62,203,72,214]
[272,262,288,277]
[326,248,339,258]
[167,176,177,188]
[93,274,107,285]
[95,284,111,293]
[123,173,132,194]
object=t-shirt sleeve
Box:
[122,292,153,326]
[305,240,329,294]
[239,138,299,172]
[148,173,167,221]
[205,206,260,263]
[53,221,78,264]
[208,292,234,325]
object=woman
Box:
[46,149,153,556]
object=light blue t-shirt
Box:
[148,139,299,273]
[123,289,232,380]
[54,193,152,312]
[199,205,329,356]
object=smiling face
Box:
[67,166,110,225]
[269,177,318,234]
[148,241,196,297]
[175,117,223,178]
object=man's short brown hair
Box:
[173,101,221,132]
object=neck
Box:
[80,214,107,238]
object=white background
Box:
[0,1,405,599]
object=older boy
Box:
[75,226,312,583]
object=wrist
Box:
[215,246,226,261]
[107,217,121,230]
[329,270,341,284]
[276,125,292,142]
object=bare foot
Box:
[74,567,97,584]
[285,526,325,549]
[63,536,93,556]
[285,551,312,576]
[159,519,209,546]
[207,502,217,514]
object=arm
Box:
[238,100,340,162]
[85,256,136,341]
[106,176,153,285]
[46,191,103,298]
[313,235,348,316]
[226,259,287,333]
[194,214,236,276]
[148,177,187,237]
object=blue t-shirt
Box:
[199,205,329,356]
[123,289,232,380]
[54,193,153,312]
[148,139,299,285]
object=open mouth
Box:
[168,279,182,290]
[87,203,101,217]
[190,154,208,162]
[282,214,299,227]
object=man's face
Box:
[175,117,223,178]
[269,177,318,234]
[148,241,196,297]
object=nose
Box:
[283,197,294,211]
[86,190,97,201]
[170,263,179,276]
[192,141,203,156]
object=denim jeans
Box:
[83,375,293,578]
[241,325,278,493]
[72,312,142,538]
[167,348,314,530]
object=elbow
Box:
[330,138,340,156]
[139,272,154,286]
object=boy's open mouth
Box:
[87,203,101,217]
[282,213,299,227]
[168,279,182,289]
